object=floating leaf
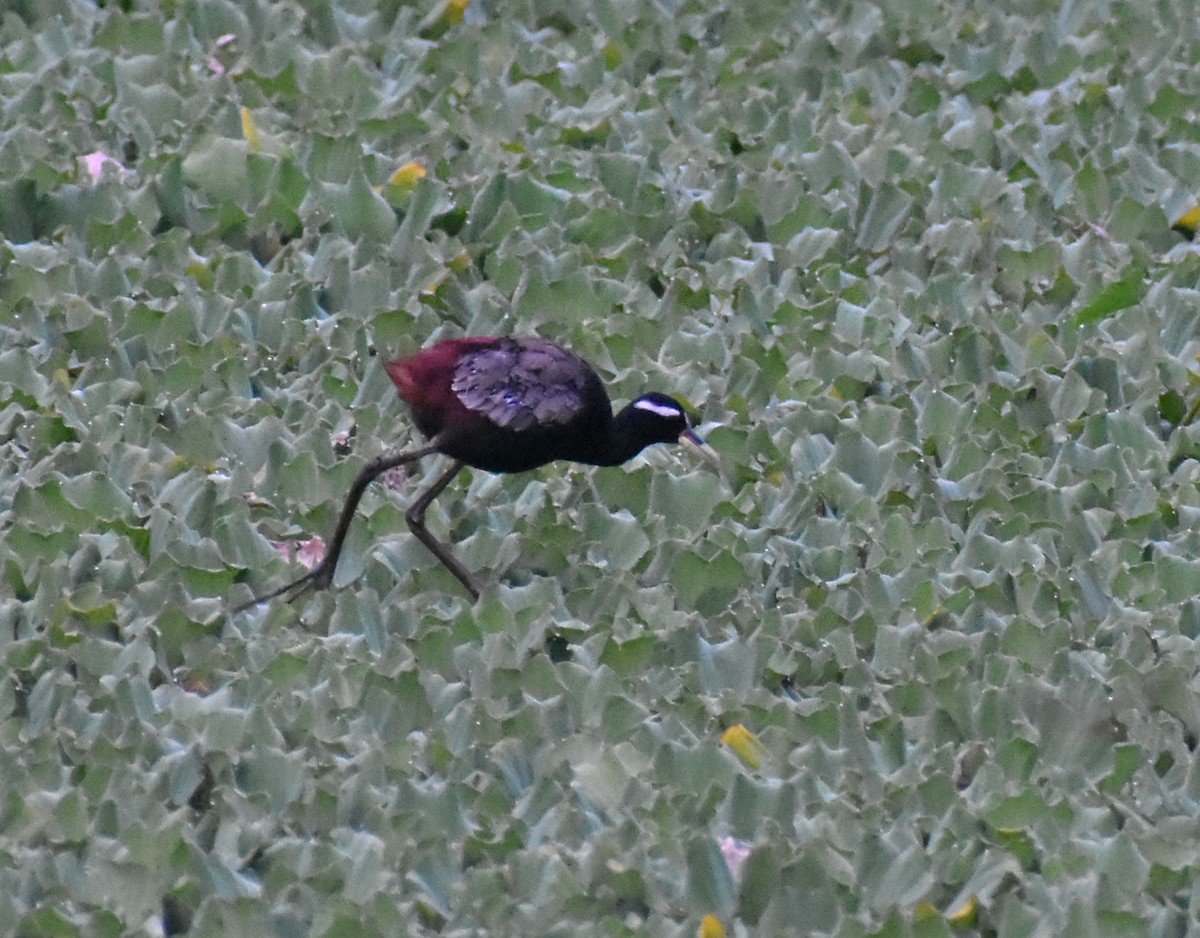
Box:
[857,183,914,252]
[1173,204,1200,237]
[1072,265,1146,326]
[240,107,262,152]
[946,895,980,927]
[721,725,765,769]
[181,135,251,203]
[387,161,427,190]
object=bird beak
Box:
[679,428,722,473]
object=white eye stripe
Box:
[633,398,683,419]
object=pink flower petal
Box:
[719,836,751,877]
[271,536,326,570]
[79,151,126,185]
[296,536,326,569]
[382,467,408,490]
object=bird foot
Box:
[232,559,336,614]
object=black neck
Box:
[585,403,671,466]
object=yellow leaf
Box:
[1175,205,1200,237]
[946,894,979,927]
[389,161,427,190]
[444,0,469,23]
[699,914,726,938]
[240,107,261,152]
[921,606,948,627]
[720,724,765,769]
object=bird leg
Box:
[404,460,480,600]
[233,441,443,612]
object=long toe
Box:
[282,566,328,605]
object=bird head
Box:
[626,393,721,470]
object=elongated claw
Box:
[231,561,332,613]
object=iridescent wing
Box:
[451,338,595,430]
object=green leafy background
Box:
[3,0,1200,935]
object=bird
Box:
[234,336,719,610]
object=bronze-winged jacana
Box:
[235,336,718,609]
